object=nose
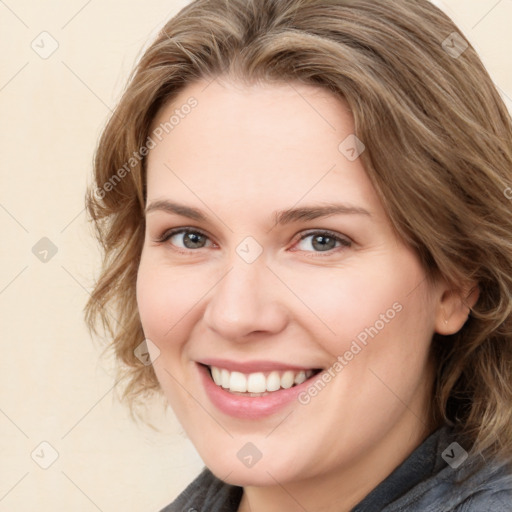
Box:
[202,255,289,341]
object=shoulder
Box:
[452,489,512,511]
[386,463,512,511]
[158,467,242,512]
[447,458,512,512]
[415,465,512,511]
[386,427,512,511]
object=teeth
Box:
[281,371,295,389]
[208,366,315,394]
[229,371,247,392]
[247,372,267,393]
[294,371,306,384]
[267,371,281,392]
[221,369,230,388]
[211,366,221,386]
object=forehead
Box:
[145,78,381,217]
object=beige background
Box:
[1,1,511,510]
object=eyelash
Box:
[155,227,352,256]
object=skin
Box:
[137,77,472,512]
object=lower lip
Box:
[198,363,318,419]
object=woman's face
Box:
[137,78,446,490]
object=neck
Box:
[237,414,434,512]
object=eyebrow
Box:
[146,200,208,221]
[145,200,371,225]
[274,203,371,224]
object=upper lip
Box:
[198,358,321,373]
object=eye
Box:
[155,227,352,255]
[157,228,215,250]
[294,230,352,253]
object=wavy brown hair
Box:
[85,0,512,462]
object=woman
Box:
[85,0,512,510]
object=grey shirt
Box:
[160,425,512,511]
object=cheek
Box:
[136,257,204,409]
[286,256,433,362]
[282,264,403,343]
[136,257,201,345]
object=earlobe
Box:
[435,284,479,336]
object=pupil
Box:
[313,235,335,251]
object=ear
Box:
[434,283,479,335]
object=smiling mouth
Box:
[204,364,323,396]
